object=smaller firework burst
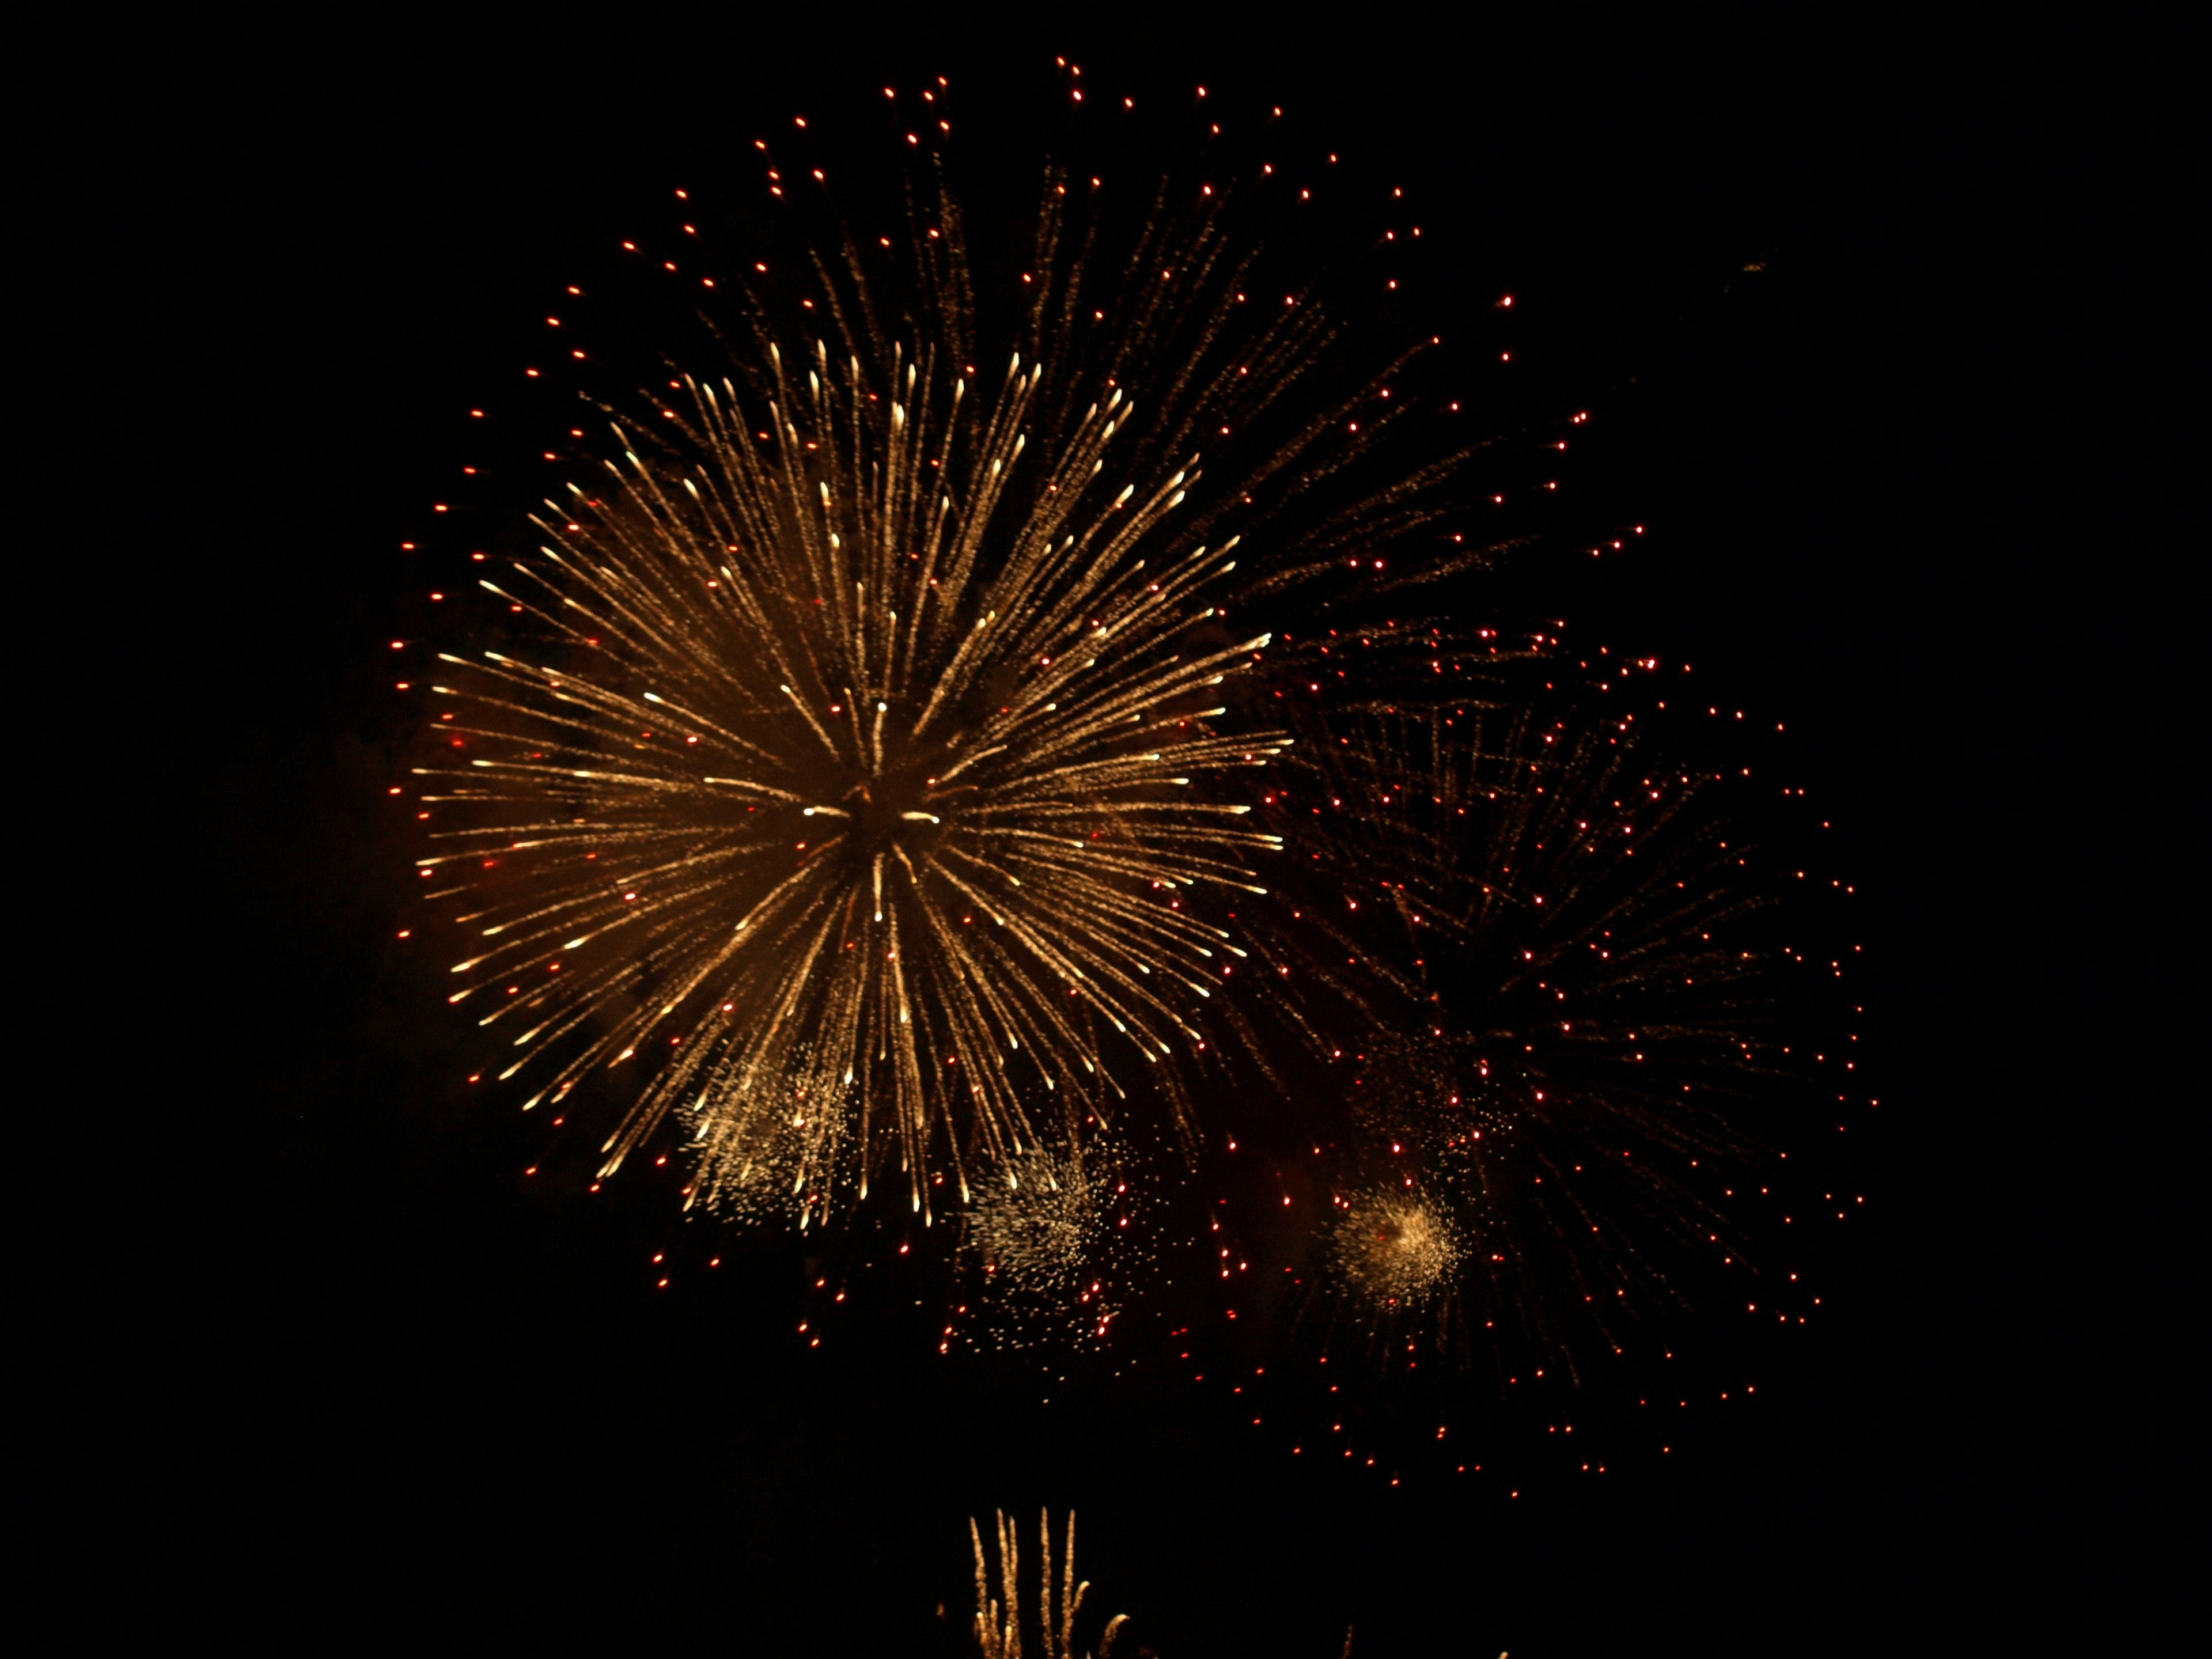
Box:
[1327,1184,1464,1314]
[959,1139,1154,1348]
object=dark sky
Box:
[53,16,2176,1655]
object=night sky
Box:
[59,18,2175,1655]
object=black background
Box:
[47,13,2177,1654]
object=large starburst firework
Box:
[412,152,1476,1225]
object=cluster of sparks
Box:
[1328,1188,1463,1311]
[398,68,1863,1441]
[961,1140,1143,1347]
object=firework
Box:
[1221,662,1847,1370]
[1338,700,1775,1362]
[959,1137,1150,1347]
[410,126,1490,1229]
[1327,1184,1464,1313]
[970,1510,1127,1659]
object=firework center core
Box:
[844,756,942,855]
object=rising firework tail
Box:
[957,1509,1378,1657]
[968,1509,1127,1659]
